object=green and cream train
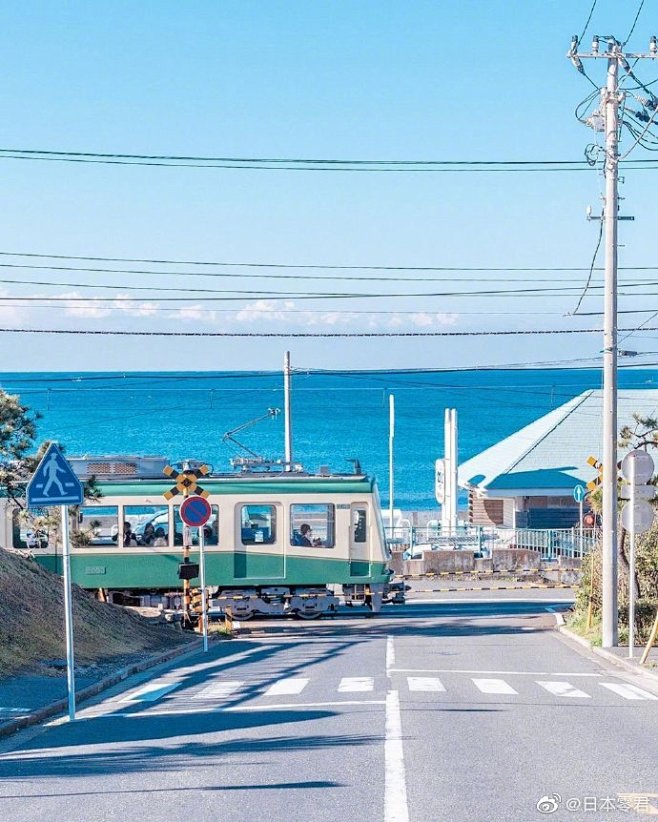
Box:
[9,455,402,618]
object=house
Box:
[457,388,658,529]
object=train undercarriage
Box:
[107,581,405,621]
[212,581,405,620]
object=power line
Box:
[6,282,658,302]
[572,210,604,314]
[623,0,646,46]
[1,326,654,338]
[0,146,657,172]
[579,0,599,43]
[4,250,658,275]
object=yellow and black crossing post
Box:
[162,462,210,629]
[586,456,604,493]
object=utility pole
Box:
[389,394,395,542]
[568,34,657,648]
[284,351,292,471]
[601,43,620,649]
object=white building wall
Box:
[502,498,516,527]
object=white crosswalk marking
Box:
[263,678,309,696]
[407,677,446,693]
[121,681,179,702]
[192,681,243,699]
[537,681,591,698]
[338,677,374,693]
[600,683,658,701]
[472,678,518,695]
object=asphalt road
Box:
[0,598,656,822]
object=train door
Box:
[349,503,370,577]
[234,502,285,579]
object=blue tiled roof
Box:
[458,389,658,495]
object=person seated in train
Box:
[297,523,322,547]
[142,523,156,545]
[123,521,135,546]
[153,527,167,547]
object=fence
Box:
[384,523,600,560]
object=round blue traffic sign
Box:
[573,485,587,503]
[180,495,212,527]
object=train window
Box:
[173,505,219,546]
[240,504,276,545]
[353,508,367,543]
[123,505,170,547]
[13,509,50,550]
[290,504,335,548]
[77,505,119,546]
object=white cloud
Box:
[174,304,216,322]
[0,289,30,327]
[61,291,112,319]
[409,312,460,328]
[235,300,291,323]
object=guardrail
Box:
[385,524,600,559]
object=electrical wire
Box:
[0,326,645,338]
[623,0,646,46]
[579,0,599,43]
[5,281,658,302]
[572,211,604,314]
[0,146,656,172]
[4,250,658,274]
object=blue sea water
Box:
[1,368,656,510]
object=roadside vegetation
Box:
[569,414,658,647]
[0,547,192,678]
[0,389,192,678]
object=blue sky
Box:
[0,0,657,371]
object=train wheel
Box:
[235,610,254,621]
[295,610,322,620]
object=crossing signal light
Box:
[178,561,199,581]
[190,588,204,613]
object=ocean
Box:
[1,368,656,510]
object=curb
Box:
[557,624,658,686]
[0,638,203,740]
[412,584,575,593]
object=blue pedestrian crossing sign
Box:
[27,443,83,507]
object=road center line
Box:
[386,635,395,675]
[385,690,409,822]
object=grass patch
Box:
[0,548,193,678]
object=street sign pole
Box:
[199,526,208,653]
[60,504,76,721]
[579,497,584,557]
[620,448,656,658]
[27,443,83,723]
[629,456,636,659]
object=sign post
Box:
[621,449,655,659]
[27,443,83,721]
[163,462,210,630]
[573,485,587,557]
[179,493,212,652]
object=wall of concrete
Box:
[390,548,583,581]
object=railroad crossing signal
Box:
[586,455,625,492]
[162,464,210,501]
[586,455,603,492]
[190,587,205,613]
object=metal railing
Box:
[385,523,600,560]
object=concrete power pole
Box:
[284,351,292,471]
[568,34,657,647]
